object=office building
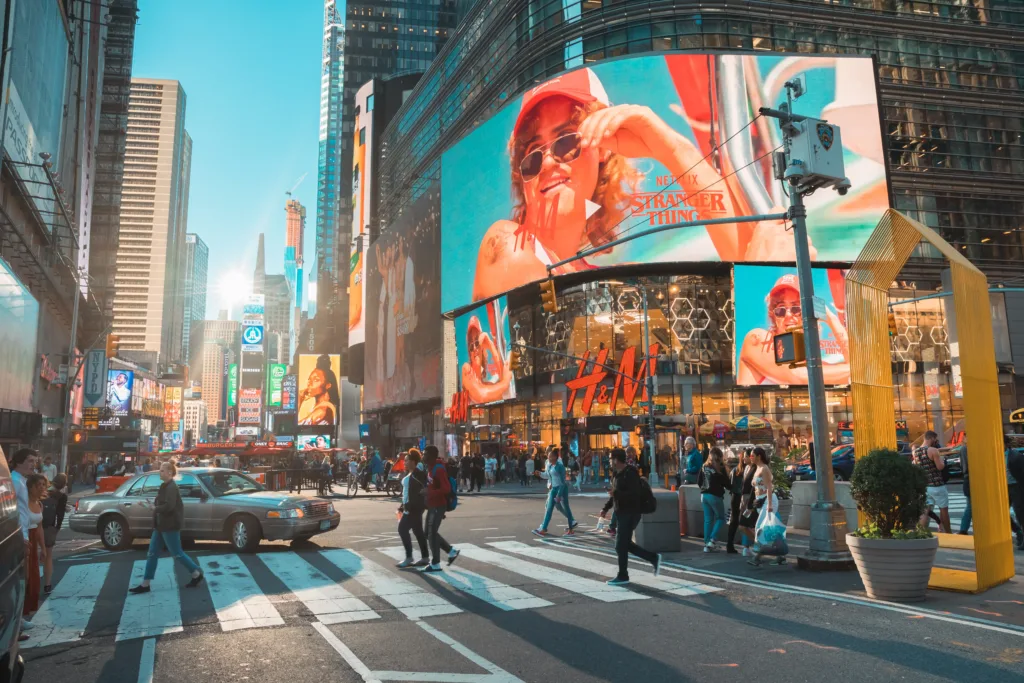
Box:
[285,198,306,360]
[181,233,208,367]
[286,197,306,264]
[199,342,228,425]
[264,274,292,359]
[253,232,266,296]
[182,397,208,441]
[111,78,191,364]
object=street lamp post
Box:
[640,284,658,486]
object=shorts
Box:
[44,526,58,548]
[926,485,949,509]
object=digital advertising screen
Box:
[162,385,182,426]
[237,388,262,425]
[349,79,375,350]
[297,354,341,427]
[106,369,134,416]
[281,374,297,411]
[266,363,286,407]
[734,265,849,387]
[0,257,39,413]
[364,186,442,410]
[440,53,886,313]
[227,363,238,407]
[453,296,516,406]
[297,434,332,451]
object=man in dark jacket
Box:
[421,446,460,572]
[1005,437,1024,549]
[599,448,661,585]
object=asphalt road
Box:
[25,488,1024,683]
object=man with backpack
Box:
[421,446,460,573]
[598,448,661,585]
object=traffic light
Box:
[887,311,897,337]
[69,428,86,445]
[105,334,120,358]
[540,279,558,314]
[510,347,522,372]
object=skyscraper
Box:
[112,78,191,364]
[285,198,306,360]
[253,232,266,296]
[314,0,344,314]
[285,197,305,265]
[181,233,208,368]
[264,274,292,359]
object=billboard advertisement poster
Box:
[0,256,40,413]
[227,364,239,407]
[454,296,516,406]
[364,187,442,409]
[238,388,262,424]
[266,363,286,406]
[161,431,183,452]
[349,80,375,349]
[440,54,887,314]
[106,370,134,417]
[163,386,182,425]
[297,354,341,426]
[734,265,849,386]
[297,434,332,451]
[235,426,260,436]
[281,374,298,411]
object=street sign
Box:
[813,295,828,320]
[83,350,108,408]
[57,364,69,386]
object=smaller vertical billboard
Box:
[734,266,849,386]
[163,386,182,426]
[281,374,298,411]
[161,431,183,452]
[297,354,341,426]
[266,363,286,406]
[227,363,238,407]
[453,296,516,406]
[238,388,262,424]
[106,369,134,416]
[349,79,375,349]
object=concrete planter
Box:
[847,533,939,602]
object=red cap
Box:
[767,274,800,301]
[513,68,609,136]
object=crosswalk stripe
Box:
[456,544,646,603]
[23,562,110,649]
[375,546,554,612]
[117,560,183,641]
[256,552,380,624]
[490,541,722,597]
[320,548,462,619]
[198,554,285,631]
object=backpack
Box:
[697,467,711,493]
[639,476,657,514]
[433,464,459,512]
[41,496,59,529]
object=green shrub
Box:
[849,448,928,539]
[770,455,791,495]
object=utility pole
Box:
[760,80,854,568]
[640,284,657,485]
[59,265,83,475]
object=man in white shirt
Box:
[10,448,37,630]
[41,456,58,483]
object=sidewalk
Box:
[328,479,616,499]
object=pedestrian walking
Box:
[42,473,68,593]
[10,449,36,636]
[747,447,785,567]
[129,461,204,594]
[23,474,47,628]
[472,452,485,492]
[525,452,535,486]
[396,449,429,568]
[957,438,972,535]
[421,446,459,573]
[914,431,950,534]
[532,447,578,537]
[698,447,729,552]
[599,448,661,585]
[41,456,57,482]
[290,451,305,493]
[518,450,529,486]
[459,454,471,492]
[484,454,496,487]
[570,454,582,492]
[1005,436,1024,550]
[726,449,755,554]
[682,436,701,485]
[601,448,610,484]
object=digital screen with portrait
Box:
[297,354,342,427]
[297,434,332,451]
[107,370,134,417]
[734,265,849,387]
[453,296,516,406]
[364,186,442,410]
[441,53,886,314]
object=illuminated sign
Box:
[227,364,238,407]
[266,363,286,406]
[106,370,134,417]
[238,388,262,424]
[565,344,659,417]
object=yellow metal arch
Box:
[846,209,1014,593]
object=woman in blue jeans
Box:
[129,461,204,594]
[697,447,729,552]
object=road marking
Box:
[312,621,381,683]
[376,546,553,611]
[321,549,461,619]
[138,638,156,683]
[484,536,517,540]
[117,559,183,641]
[470,528,499,531]
[544,538,1024,638]
[23,562,110,648]
[456,544,645,603]
[257,552,379,624]
[199,554,285,631]
[490,541,721,597]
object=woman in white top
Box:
[24,474,47,622]
[484,456,497,487]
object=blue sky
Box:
[132,0,323,318]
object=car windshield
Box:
[198,471,264,497]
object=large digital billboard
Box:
[364,187,442,410]
[0,257,39,412]
[297,354,341,427]
[238,388,262,425]
[227,363,238,407]
[349,80,375,350]
[163,386,182,425]
[281,374,297,411]
[106,370,134,417]
[454,296,516,406]
[734,265,849,386]
[266,363,286,407]
[440,53,886,313]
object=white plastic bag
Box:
[755,509,787,546]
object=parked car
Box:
[786,441,916,483]
[0,447,25,683]
[70,468,340,552]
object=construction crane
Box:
[285,172,307,197]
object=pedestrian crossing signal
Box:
[510,348,522,372]
[69,428,86,444]
[540,279,558,314]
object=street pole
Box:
[59,266,83,475]
[640,284,657,485]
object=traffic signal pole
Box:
[640,284,657,485]
[59,266,83,475]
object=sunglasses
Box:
[520,132,583,181]
[772,305,801,318]
[468,339,481,352]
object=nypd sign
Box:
[242,325,264,352]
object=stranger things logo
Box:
[566,344,659,416]
[630,176,727,226]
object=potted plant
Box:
[847,448,938,602]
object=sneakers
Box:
[420,564,443,573]
[414,558,430,567]
[703,542,719,553]
[531,528,549,538]
[770,556,788,566]
[447,549,460,566]
[567,521,579,534]
[726,546,739,555]
[20,619,33,631]
[185,571,204,589]
[653,553,662,577]
[396,557,415,568]
[44,585,53,594]
[742,546,751,557]
[747,557,762,568]
[607,576,630,586]
[128,585,151,594]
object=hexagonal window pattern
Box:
[690,308,711,332]
[905,326,923,345]
[670,297,694,321]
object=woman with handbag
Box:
[396,449,429,568]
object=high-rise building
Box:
[181,233,208,367]
[285,198,306,360]
[200,341,229,425]
[253,232,266,296]
[285,198,306,265]
[182,398,207,441]
[264,274,292,352]
[312,0,457,354]
[112,79,191,364]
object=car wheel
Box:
[99,515,131,550]
[347,479,359,498]
[228,515,261,553]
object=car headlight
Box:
[267,508,304,519]
[328,503,336,514]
